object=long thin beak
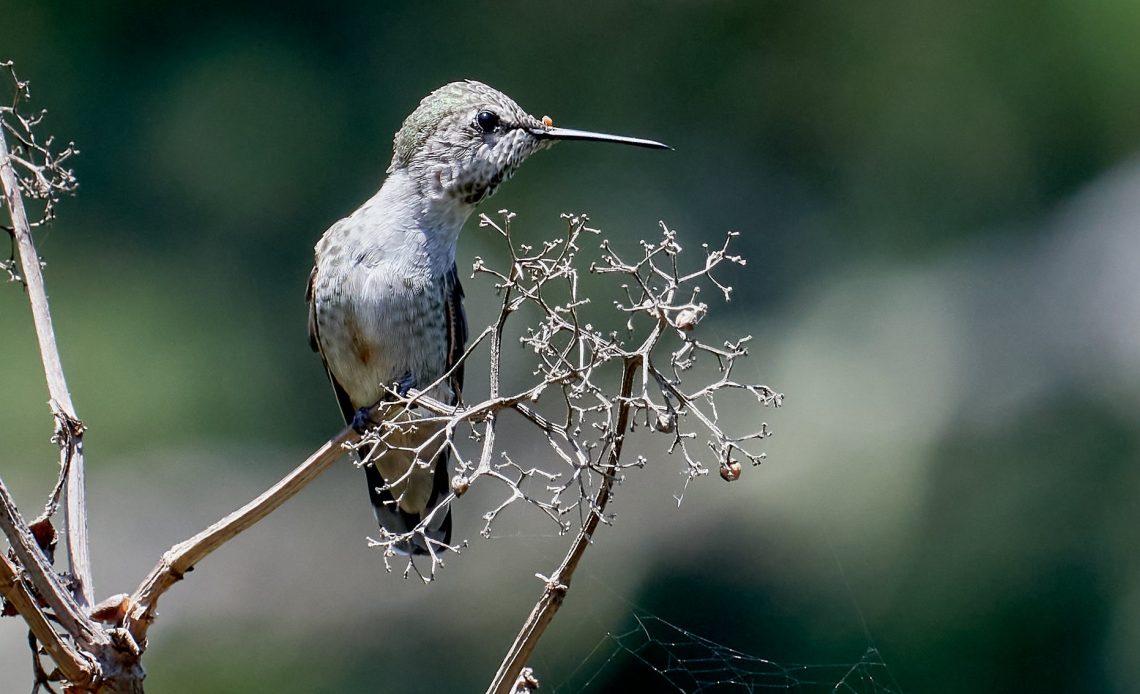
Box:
[528,125,671,150]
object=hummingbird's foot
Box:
[395,373,418,398]
[351,407,375,434]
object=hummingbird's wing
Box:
[443,262,468,404]
[400,261,465,552]
[306,265,355,423]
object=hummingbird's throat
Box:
[446,128,553,205]
[449,155,517,205]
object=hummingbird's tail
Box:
[363,448,453,556]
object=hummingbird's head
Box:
[389,80,668,205]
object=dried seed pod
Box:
[654,411,676,433]
[451,475,471,496]
[28,517,57,557]
[719,460,742,481]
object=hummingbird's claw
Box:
[351,407,375,434]
[395,373,418,398]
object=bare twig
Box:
[125,427,358,645]
[0,71,92,608]
[485,355,640,694]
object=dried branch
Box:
[4,64,363,680]
[486,354,640,694]
[345,210,780,686]
[0,551,94,686]
[0,60,92,608]
[0,478,107,655]
[125,427,358,646]
[360,213,779,577]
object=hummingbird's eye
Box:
[476,110,500,133]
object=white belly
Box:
[314,256,452,410]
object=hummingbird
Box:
[306,80,668,556]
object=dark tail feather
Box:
[363,453,453,556]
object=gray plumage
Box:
[307,80,668,556]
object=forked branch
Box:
[485,354,640,694]
[351,211,780,687]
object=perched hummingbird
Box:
[307,80,668,555]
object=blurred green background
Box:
[4,2,1140,692]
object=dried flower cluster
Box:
[354,211,782,580]
[1,61,78,283]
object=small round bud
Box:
[451,475,470,496]
[516,667,540,692]
[90,594,132,624]
[719,460,742,482]
[654,412,676,433]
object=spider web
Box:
[562,613,900,693]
